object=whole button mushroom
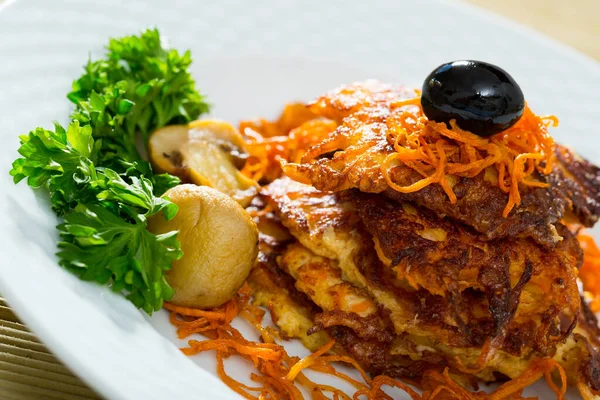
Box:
[148,184,258,309]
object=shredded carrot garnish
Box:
[240,106,337,183]
[576,231,600,312]
[239,103,319,139]
[286,340,336,381]
[167,284,367,399]
[163,301,237,320]
[382,100,557,217]
[166,282,575,400]
[419,359,566,400]
[353,375,421,400]
[487,359,566,400]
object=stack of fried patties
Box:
[254,82,600,389]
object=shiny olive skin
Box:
[421,60,525,137]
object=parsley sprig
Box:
[9,29,209,313]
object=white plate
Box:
[0,0,599,399]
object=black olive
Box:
[421,60,525,137]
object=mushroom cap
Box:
[148,121,257,206]
[148,184,258,309]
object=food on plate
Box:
[148,184,258,308]
[10,29,210,313]
[234,74,600,398]
[255,176,583,382]
[241,116,337,183]
[282,82,600,247]
[149,120,258,206]
[9,27,600,400]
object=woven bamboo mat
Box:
[0,297,101,400]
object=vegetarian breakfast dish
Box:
[9,30,600,399]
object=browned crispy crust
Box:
[327,325,450,385]
[580,347,600,393]
[383,169,566,248]
[282,81,600,247]
[307,80,417,123]
[579,299,600,392]
[352,193,582,354]
[309,312,394,343]
[251,230,319,316]
[257,178,585,383]
[553,145,600,227]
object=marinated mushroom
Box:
[148,184,259,309]
[149,120,257,206]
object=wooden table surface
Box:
[466,0,600,60]
[1,1,598,400]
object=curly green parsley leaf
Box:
[9,121,99,215]
[58,204,181,314]
[9,29,209,313]
[68,28,210,169]
[11,121,182,313]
